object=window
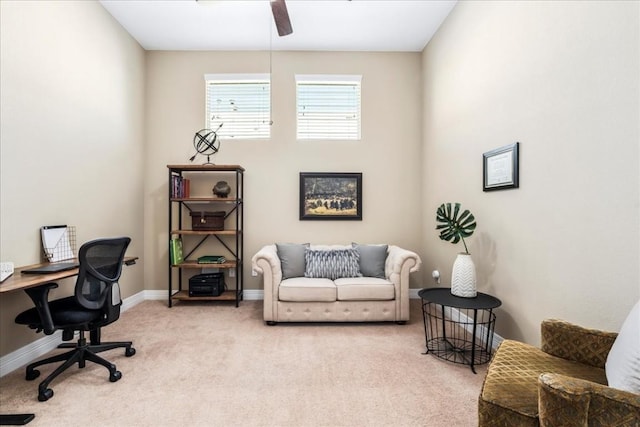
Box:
[205,74,270,139]
[296,75,362,140]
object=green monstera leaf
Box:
[436,203,477,254]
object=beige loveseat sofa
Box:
[251,243,421,324]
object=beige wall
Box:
[0,1,146,355]
[421,1,640,345]
[144,51,425,296]
[3,0,636,361]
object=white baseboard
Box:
[409,289,421,299]
[1,288,501,377]
[0,331,65,378]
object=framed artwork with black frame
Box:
[299,172,362,220]
[483,142,520,191]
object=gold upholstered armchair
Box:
[479,318,640,426]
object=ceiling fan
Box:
[270,0,293,37]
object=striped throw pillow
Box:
[304,249,362,280]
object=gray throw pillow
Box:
[352,243,388,278]
[276,243,309,279]
[304,248,362,280]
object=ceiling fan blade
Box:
[270,0,293,37]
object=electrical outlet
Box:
[431,270,440,284]
[252,269,258,277]
[229,268,235,278]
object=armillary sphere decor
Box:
[189,124,223,165]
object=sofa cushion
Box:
[304,248,361,280]
[276,243,309,279]
[606,299,640,393]
[480,340,608,420]
[352,243,388,279]
[278,277,336,302]
[334,277,394,301]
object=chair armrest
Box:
[24,282,59,335]
[538,373,640,426]
[541,319,617,368]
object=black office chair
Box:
[15,237,135,402]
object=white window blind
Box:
[296,74,362,140]
[205,74,270,139]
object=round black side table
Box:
[418,287,502,374]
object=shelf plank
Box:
[168,165,245,172]
[170,230,240,235]
[170,197,240,202]
[171,290,238,301]
[171,260,237,269]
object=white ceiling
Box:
[99,0,457,52]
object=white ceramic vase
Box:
[451,253,477,298]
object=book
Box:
[171,176,192,198]
[197,255,226,264]
[170,238,183,265]
[183,178,190,198]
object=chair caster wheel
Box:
[38,388,53,402]
[110,371,122,382]
[125,347,136,357]
[26,369,40,381]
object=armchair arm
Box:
[538,373,640,427]
[24,282,59,335]
[251,245,282,322]
[541,319,617,368]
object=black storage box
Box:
[189,273,225,297]
[190,211,225,231]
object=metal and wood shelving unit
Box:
[167,164,244,307]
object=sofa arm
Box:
[385,245,421,277]
[251,245,282,322]
[385,246,421,320]
[251,245,280,276]
[538,373,640,427]
[541,319,617,368]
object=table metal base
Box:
[419,288,500,374]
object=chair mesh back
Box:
[75,237,131,310]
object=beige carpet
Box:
[0,299,487,426]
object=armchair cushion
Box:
[606,300,640,393]
[541,319,617,368]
